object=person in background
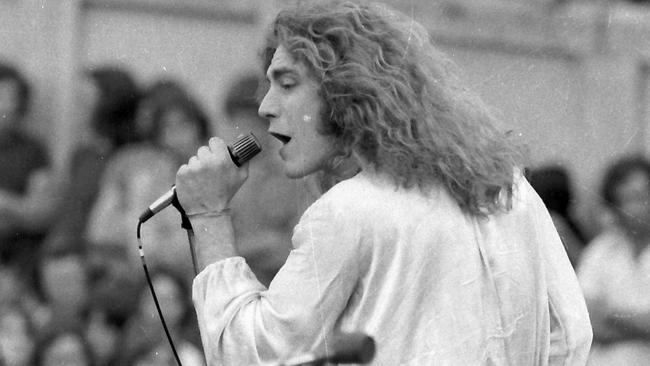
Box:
[85,78,211,281]
[40,65,141,256]
[83,300,123,366]
[175,1,592,364]
[0,263,44,322]
[577,154,650,366]
[528,164,587,266]
[218,74,317,286]
[32,328,93,366]
[118,265,204,366]
[34,245,90,338]
[84,241,139,366]
[0,302,37,366]
[0,61,52,284]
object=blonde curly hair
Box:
[261,0,526,216]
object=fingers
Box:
[188,139,227,166]
[209,137,227,153]
[196,146,211,160]
[177,136,234,177]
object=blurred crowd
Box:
[2,58,650,365]
[527,154,650,365]
[0,61,315,366]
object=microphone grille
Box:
[230,133,262,166]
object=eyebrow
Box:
[266,67,299,82]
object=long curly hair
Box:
[261,0,525,216]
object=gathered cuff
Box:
[192,257,265,305]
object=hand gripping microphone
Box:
[138,133,262,223]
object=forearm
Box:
[188,212,238,273]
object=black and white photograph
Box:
[1,0,650,365]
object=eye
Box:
[281,82,295,90]
[279,77,296,90]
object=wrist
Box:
[187,208,233,235]
[188,210,238,270]
[186,207,231,218]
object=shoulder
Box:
[304,171,394,219]
[580,229,625,265]
[301,170,455,229]
[587,229,624,252]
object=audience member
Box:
[0,61,52,283]
[34,246,90,338]
[218,74,317,285]
[85,78,211,280]
[133,79,188,143]
[33,328,93,366]
[0,303,37,366]
[118,265,204,366]
[84,242,140,366]
[84,306,122,366]
[127,341,180,366]
[86,239,140,330]
[528,164,587,266]
[41,65,141,256]
[577,154,650,365]
[0,263,48,331]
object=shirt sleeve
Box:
[523,181,593,365]
[192,196,363,365]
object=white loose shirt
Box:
[193,170,592,365]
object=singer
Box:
[174,1,592,364]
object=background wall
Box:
[2,0,649,234]
[412,0,650,233]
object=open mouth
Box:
[270,132,291,145]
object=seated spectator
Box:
[0,62,53,284]
[118,265,204,366]
[34,245,90,338]
[528,164,587,266]
[85,242,140,366]
[0,302,36,366]
[577,154,650,365]
[32,328,93,366]
[84,307,122,366]
[41,65,141,256]
[0,263,47,332]
[86,78,211,280]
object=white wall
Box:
[412,0,650,233]
[80,3,265,133]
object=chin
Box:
[284,169,308,179]
[283,163,320,180]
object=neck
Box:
[318,155,362,193]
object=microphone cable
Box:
[137,221,183,366]
[135,133,262,366]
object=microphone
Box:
[138,133,262,223]
[274,332,375,366]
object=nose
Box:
[258,88,278,121]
